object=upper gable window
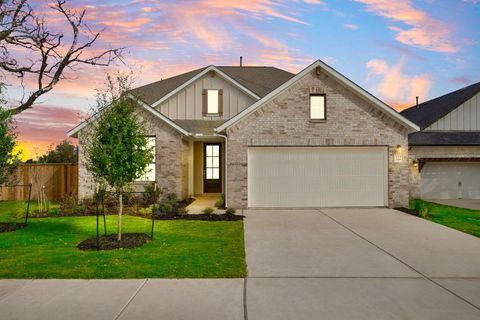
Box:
[310,94,326,120]
[203,89,223,115]
[208,90,219,113]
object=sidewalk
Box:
[0,279,244,320]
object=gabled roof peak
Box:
[129,65,294,106]
[216,59,419,133]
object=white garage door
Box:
[248,147,388,207]
[420,162,480,199]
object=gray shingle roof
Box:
[216,66,295,98]
[409,131,480,146]
[129,67,207,105]
[129,66,295,105]
[173,120,226,135]
[401,81,480,130]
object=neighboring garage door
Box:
[248,147,388,207]
[420,162,480,199]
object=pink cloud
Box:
[355,0,458,53]
[366,57,433,110]
[102,17,152,28]
[303,0,325,4]
[343,24,359,30]
[13,105,85,159]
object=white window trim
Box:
[310,94,326,120]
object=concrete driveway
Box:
[245,208,480,319]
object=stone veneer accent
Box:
[409,146,480,198]
[78,107,190,200]
[225,69,411,208]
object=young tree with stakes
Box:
[84,73,154,241]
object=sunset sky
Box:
[5,0,480,160]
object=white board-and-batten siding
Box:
[156,73,256,121]
[426,92,480,131]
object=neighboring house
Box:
[68,60,419,208]
[402,82,480,200]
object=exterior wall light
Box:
[412,160,419,167]
[396,144,403,152]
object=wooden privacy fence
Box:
[0,163,78,201]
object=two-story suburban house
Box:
[402,82,480,200]
[68,60,419,208]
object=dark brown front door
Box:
[204,143,222,193]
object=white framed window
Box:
[203,89,223,115]
[310,94,326,120]
[137,136,156,181]
[207,90,219,114]
[205,144,220,179]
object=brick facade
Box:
[225,70,411,208]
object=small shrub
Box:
[79,197,96,213]
[158,202,173,214]
[225,207,236,215]
[60,193,78,213]
[14,206,25,219]
[177,207,188,215]
[138,205,154,217]
[143,182,162,205]
[215,194,225,209]
[414,201,429,218]
[49,207,61,215]
[74,202,86,214]
[165,193,177,204]
[202,207,214,214]
[127,194,141,206]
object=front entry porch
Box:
[189,138,225,197]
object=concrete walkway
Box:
[1,208,480,319]
[427,199,480,210]
[0,279,244,320]
[185,194,222,214]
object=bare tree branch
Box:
[0,0,124,115]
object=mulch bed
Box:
[154,213,244,221]
[0,222,26,233]
[31,211,101,218]
[77,233,150,251]
[394,207,419,216]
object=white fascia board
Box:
[67,95,191,138]
[216,60,420,133]
[67,123,84,138]
[317,60,420,132]
[67,111,102,138]
[130,95,191,136]
[150,66,260,108]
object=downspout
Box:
[214,132,228,208]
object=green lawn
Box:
[410,199,480,237]
[0,201,246,279]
